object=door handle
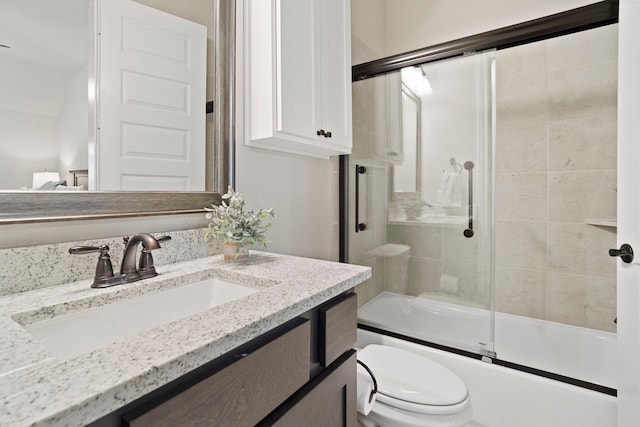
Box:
[355,165,367,232]
[463,161,475,238]
[609,243,634,263]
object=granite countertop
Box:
[0,252,371,426]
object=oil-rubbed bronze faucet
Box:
[69,233,170,288]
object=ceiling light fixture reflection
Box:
[401,66,432,96]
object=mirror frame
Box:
[0,0,234,225]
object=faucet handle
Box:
[69,245,115,288]
[69,244,109,255]
[138,235,171,274]
[156,235,171,243]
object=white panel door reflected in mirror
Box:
[96,0,206,191]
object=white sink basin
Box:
[22,278,258,360]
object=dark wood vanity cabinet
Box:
[263,350,357,427]
[89,292,357,427]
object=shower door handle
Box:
[463,161,475,238]
[355,165,367,232]
[609,243,634,263]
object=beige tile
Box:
[547,222,617,278]
[387,223,442,260]
[495,172,547,221]
[495,221,547,269]
[495,267,547,319]
[548,170,617,222]
[547,272,616,332]
[495,40,548,122]
[369,170,389,219]
[352,80,374,132]
[355,255,385,307]
[406,256,442,297]
[548,60,617,121]
[348,215,376,265]
[442,226,479,264]
[369,214,389,249]
[547,24,618,73]
[440,259,489,307]
[381,248,411,294]
[496,117,547,173]
[548,115,617,171]
[355,278,375,307]
[352,126,374,162]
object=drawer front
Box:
[126,318,311,427]
[319,293,357,367]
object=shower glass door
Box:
[349,51,496,356]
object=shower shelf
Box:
[585,219,617,228]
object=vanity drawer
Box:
[318,292,357,367]
[125,318,311,427]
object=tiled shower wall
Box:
[494,24,618,332]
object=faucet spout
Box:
[120,233,160,276]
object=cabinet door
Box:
[318,0,352,151]
[268,350,357,427]
[278,0,322,140]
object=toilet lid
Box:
[358,345,468,408]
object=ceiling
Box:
[0,0,88,71]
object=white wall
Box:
[350,0,386,62]
[234,147,338,261]
[0,109,59,189]
[0,55,70,189]
[58,66,89,185]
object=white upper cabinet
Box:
[241,0,352,158]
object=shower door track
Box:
[358,323,617,397]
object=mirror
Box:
[0,0,234,222]
[392,84,422,195]
[391,82,422,198]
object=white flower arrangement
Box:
[204,186,275,248]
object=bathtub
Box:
[357,291,617,389]
[356,328,617,427]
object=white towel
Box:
[356,365,376,415]
[438,170,462,207]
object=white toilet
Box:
[357,344,473,427]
